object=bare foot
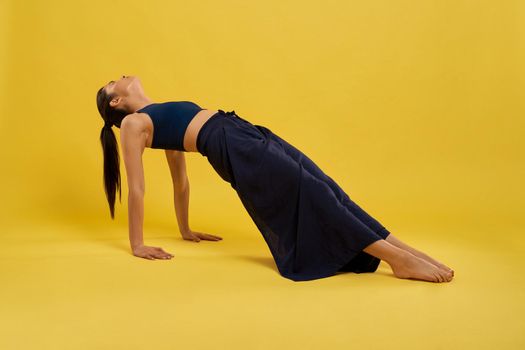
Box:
[410,251,454,277]
[385,234,454,276]
[389,250,453,283]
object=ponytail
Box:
[96,85,128,219]
[99,124,121,219]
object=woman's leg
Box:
[267,131,390,238]
[266,130,454,279]
[362,239,453,282]
[246,124,453,282]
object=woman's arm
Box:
[165,150,190,235]
[120,117,173,259]
[121,118,146,249]
[165,150,223,243]
[173,176,190,235]
[127,192,144,249]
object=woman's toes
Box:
[434,273,441,282]
[445,271,451,281]
[440,272,446,282]
[434,272,441,282]
[440,271,448,282]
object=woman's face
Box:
[104,75,144,110]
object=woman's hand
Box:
[181,229,223,242]
[132,245,174,260]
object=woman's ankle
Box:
[362,239,412,266]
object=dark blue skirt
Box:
[196,109,391,281]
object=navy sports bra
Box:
[136,101,204,151]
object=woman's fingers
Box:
[192,231,221,241]
[132,246,173,260]
[145,248,173,259]
[154,247,174,258]
[202,233,222,241]
[182,231,222,242]
[160,249,174,257]
[148,254,170,260]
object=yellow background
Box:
[1,0,524,349]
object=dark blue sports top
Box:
[136,101,204,151]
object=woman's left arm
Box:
[165,150,191,235]
[165,150,223,242]
[173,177,191,235]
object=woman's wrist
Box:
[179,228,191,235]
[131,241,144,250]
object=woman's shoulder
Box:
[121,112,151,130]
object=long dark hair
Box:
[96,86,128,219]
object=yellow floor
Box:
[1,217,523,349]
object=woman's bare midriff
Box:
[182,109,219,152]
[141,109,218,152]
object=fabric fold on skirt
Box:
[196,109,390,281]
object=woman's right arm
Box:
[121,116,173,260]
[128,190,144,249]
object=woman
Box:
[96,75,454,283]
